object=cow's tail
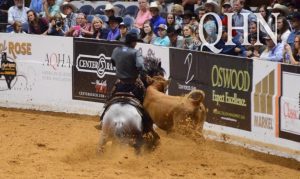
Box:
[186,90,205,106]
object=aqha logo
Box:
[44,53,71,70]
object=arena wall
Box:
[0,33,299,161]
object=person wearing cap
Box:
[152,24,170,47]
[259,35,284,62]
[110,32,158,136]
[104,3,115,18]
[149,1,166,36]
[60,1,77,29]
[134,0,152,29]
[167,25,184,48]
[116,22,128,42]
[287,12,300,48]
[106,15,122,41]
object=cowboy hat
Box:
[272,4,289,16]
[60,2,77,13]
[205,0,220,13]
[107,16,123,24]
[104,3,114,11]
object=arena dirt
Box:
[0,108,299,178]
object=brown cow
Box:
[143,76,207,133]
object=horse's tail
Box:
[114,120,125,138]
[186,90,205,106]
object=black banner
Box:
[279,64,300,142]
[72,38,122,102]
[169,49,253,131]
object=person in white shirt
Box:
[7,0,29,32]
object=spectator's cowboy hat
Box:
[60,2,77,13]
[272,4,289,16]
[104,3,114,11]
[205,0,220,13]
[107,16,123,24]
[149,1,161,11]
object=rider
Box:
[108,32,156,136]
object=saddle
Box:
[100,92,144,120]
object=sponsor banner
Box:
[0,33,74,109]
[135,43,170,78]
[73,38,121,102]
[279,64,300,142]
[169,49,253,131]
[251,61,279,138]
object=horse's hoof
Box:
[97,146,105,153]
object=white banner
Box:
[0,33,102,114]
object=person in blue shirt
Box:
[149,1,166,36]
[287,12,300,49]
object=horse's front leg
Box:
[133,133,144,155]
[98,130,108,153]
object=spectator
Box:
[11,20,26,33]
[287,2,296,14]
[152,24,170,46]
[134,0,152,29]
[27,9,49,34]
[60,1,77,29]
[46,13,67,36]
[287,12,300,48]
[182,24,200,50]
[107,15,122,41]
[269,4,289,31]
[66,13,92,37]
[232,0,255,35]
[156,0,168,15]
[283,35,300,65]
[42,0,60,21]
[171,4,183,29]
[181,10,193,27]
[166,13,175,29]
[141,19,156,44]
[29,0,43,14]
[91,16,108,40]
[149,1,166,36]
[204,0,220,14]
[173,0,197,13]
[257,5,271,34]
[167,25,184,48]
[117,22,128,42]
[260,34,284,62]
[7,0,29,32]
[277,16,291,44]
[104,3,115,18]
[245,33,265,58]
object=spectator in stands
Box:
[232,0,255,35]
[283,35,300,65]
[7,0,29,32]
[256,5,270,34]
[167,25,184,48]
[166,13,175,29]
[245,33,265,58]
[181,10,193,27]
[221,1,232,20]
[287,2,296,14]
[287,12,300,48]
[149,1,166,36]
[156,0,168,15]
[104,3,115,18]
[197,6,205,22]
[27,9,49,34]
[66,13,92,37]
[277,16,291,44]
[107,15,122,41]
[214,26,246,56]
[10,20,26,33]
[60,1,77,29]
[171,4,183,29]
[91,16,108,39]
[182,24,200,50]
[260,34,284,62]
[173,0,197,13]
[117,22,128,42]
[134,0,152,29]
[141,19,156,44]
[270,4,289,31]
[46,13,67,36]
[29,0,43,14]
[42,0,60,20]
[204,0,220,14]
[152,24,170,46]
